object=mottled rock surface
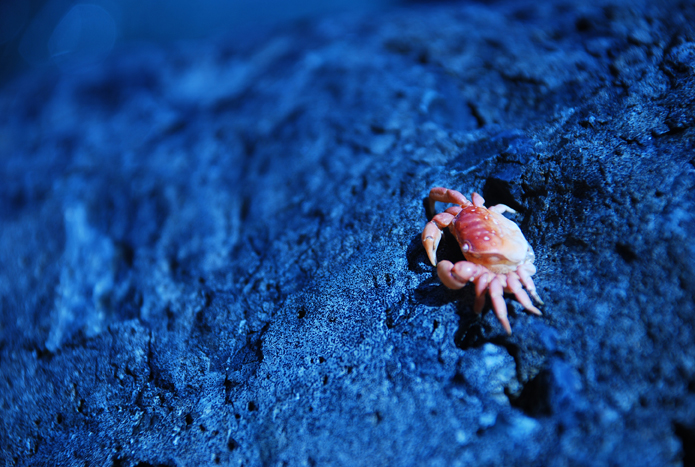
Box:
[2,1,695,466]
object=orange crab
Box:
[422,187,543,334]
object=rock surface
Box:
[1,0,695,466]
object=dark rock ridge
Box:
[1,0,695,466]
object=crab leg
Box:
[428,187,469,213]
[445,205,463,217]
[488,204,518,215]
[473,272,491,314]
[517,264,544,304]
[505,272,542,316]
[470,192,486,207]
[489,276,512,335]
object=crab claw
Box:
[422,221,442,266]
[451,261,483,283]
[437,260,467,289]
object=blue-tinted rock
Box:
[1,0,694,466]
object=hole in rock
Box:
[674,422,695,467]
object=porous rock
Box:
[1,1,694,466]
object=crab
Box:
[422,187,543,334]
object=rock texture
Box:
[1,0,695,466]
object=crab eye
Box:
[462,242,470,252]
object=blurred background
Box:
[0,0,440,87]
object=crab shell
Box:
[422,188,543,334]
[451,204,535,274]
